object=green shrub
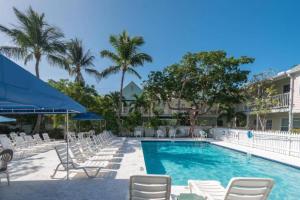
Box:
[47,128,65,139]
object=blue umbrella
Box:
[0,115,16,123]
[72,112,103,121]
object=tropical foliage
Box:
[87,31,152,134]
[144,51,253,135]
[0,7,260,135]
[247,70,277,130]
[62,38,95,85]
[48,79,119,133]
[0,7,67,133]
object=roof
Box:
[0,54,86,114]
[122,81,143,101]
[272,64,300,80]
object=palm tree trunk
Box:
[35,55,40,79]
[118,70,126,136]
[32,55,42,134]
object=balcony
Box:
[272,93,290,108]
[241,93,290,112]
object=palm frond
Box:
[47,54,70,72]
[100,50,119,63]
[24,53,33,64]
[131,36,144,46]
[85,68,102,82]
[130,53,152,66]
[81,50,95,67]
[0,46,27,60]
[0,25,15,37]
[100,65,121,78]
[127,68,142,79]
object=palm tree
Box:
[105,92,125,113]
[64,38,95,85]
[129,94,151,113]
[0,7,66,133]
[87,31,152,134]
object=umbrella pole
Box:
[66,110,69,180]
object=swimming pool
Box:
[141,141,300,200]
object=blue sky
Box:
[0,0,300,94]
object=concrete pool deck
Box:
[1,137,300,199]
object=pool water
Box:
[142,141,300,200]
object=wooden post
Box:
[288,74,294,131]
[66,110,69,180]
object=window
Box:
[293,118,300,129]
[266,119,272,130]
[283,84,290,93]
[281,118,289,131]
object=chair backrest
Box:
[42,133,50,142]
[9,132,18,141]
[33,134,42,141]
[224,178,274,200]
[55,144,73,168]
[0,134,8,138]
[69,142,86,162]
[169,129,176,135]
[19,132,27,139]
[0,149,13,171]
[0,137,14,149]
[24,135,35,145]
[129,175,171,200]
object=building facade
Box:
[121,81,219,126]
[244,65,300,131]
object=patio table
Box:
[176,193,206,200]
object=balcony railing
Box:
[272,93,290,108]
[242,93,290,112]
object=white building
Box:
[245,65,300,131]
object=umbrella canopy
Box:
[72,112,103,121]
[0,54,86,114]
[0,115,16,122]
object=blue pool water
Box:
[142,141,300,200]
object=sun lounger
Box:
[188,177,274,200]
[69,142,114,162]
[52,144,109,178]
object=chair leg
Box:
[51,163,62,178]
[83,168,101,178]
[6,171,10,185]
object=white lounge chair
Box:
[134,130,142,137]
[129,175,171,200]
[188,177,274,200]
[52,144,109,178]
[169,128,176,138]
[69,142,115,162]
[0,136,26,159]
[156,130,165,138]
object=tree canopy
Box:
[144,51,253,133]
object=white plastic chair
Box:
[169,128,176,138]
[156,130,165,138]
[134,130,142,137]
[189,177,274,200]
[129,175,171,200]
